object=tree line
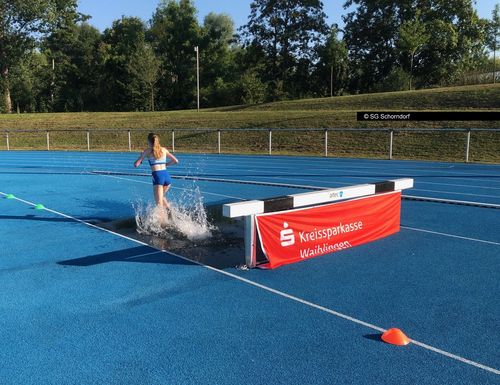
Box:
[1,0,499,113]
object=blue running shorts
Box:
[152,170,172,186]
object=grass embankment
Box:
[0,84,498,162]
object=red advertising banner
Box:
[255,191,401,269]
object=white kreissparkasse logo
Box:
[280,222,295,247]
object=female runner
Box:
[134,133,179,209]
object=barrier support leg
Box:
[244,215,257,268]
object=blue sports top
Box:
[148,153,167,166]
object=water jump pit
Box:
[95,204,246,269]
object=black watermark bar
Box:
[357,111,500,121]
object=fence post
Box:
[324,129,328,157]
[6,132,10,151]
[86,131,90,151]
[217,130,221,154]
[128,130,132,152]
[389,130,394,160]
[465,129,471,163]
[46,131,50,151]
[268,129,272,155]
[172,130,175,152]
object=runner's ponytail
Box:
[148,133,162,159]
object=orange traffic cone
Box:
[381,328,410,346]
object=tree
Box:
[199,13,240,107]
[203,13,234,47]
[315,25,348,96]
[343,0,488,92]
[43,22,102,111]
[0,0,81,112]
[396,11,429,90]
[9,51,51,113]
[342,0,398,93]
[240,69,267,104]
[149,0,201,110]
[129,44,161,111]
[101,17,152,111]
[241,0,329,99]
[487,4,500,83]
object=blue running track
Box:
[0,151,499,385]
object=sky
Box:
[78,0,338,31]
[78,0,499,32]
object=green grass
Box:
[237,83,500,111]
[0,84,498,162]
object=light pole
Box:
[194,46,200,111]
[330,65,333,97]
[51,58,55,104]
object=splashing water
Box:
[134,185,215,242]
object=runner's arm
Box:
[134,149,148,167]
[165,150,179,167]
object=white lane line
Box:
[6,161,500,197]
[403,195,500,209]
[95,171,321,191]
[250,174,500,199]
[4,162,499,206]
[200,159,500,178]
[3,152,500,189]
[413,180,500,191]
[264,174,500,191]
[260,174,500,195]
[3,152,500,179]
[99,173,245,200]
[409,340,500,374]
[168,157,500,178]
[262,168,500,188]
[411,188,500,199]
[401,226,500,246]
[188,162,500,184]
[1,190,499,376]
[61,250,165,263]
[123,251,165,260]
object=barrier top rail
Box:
[223,178,414,218]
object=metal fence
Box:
[1,128,498,163]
